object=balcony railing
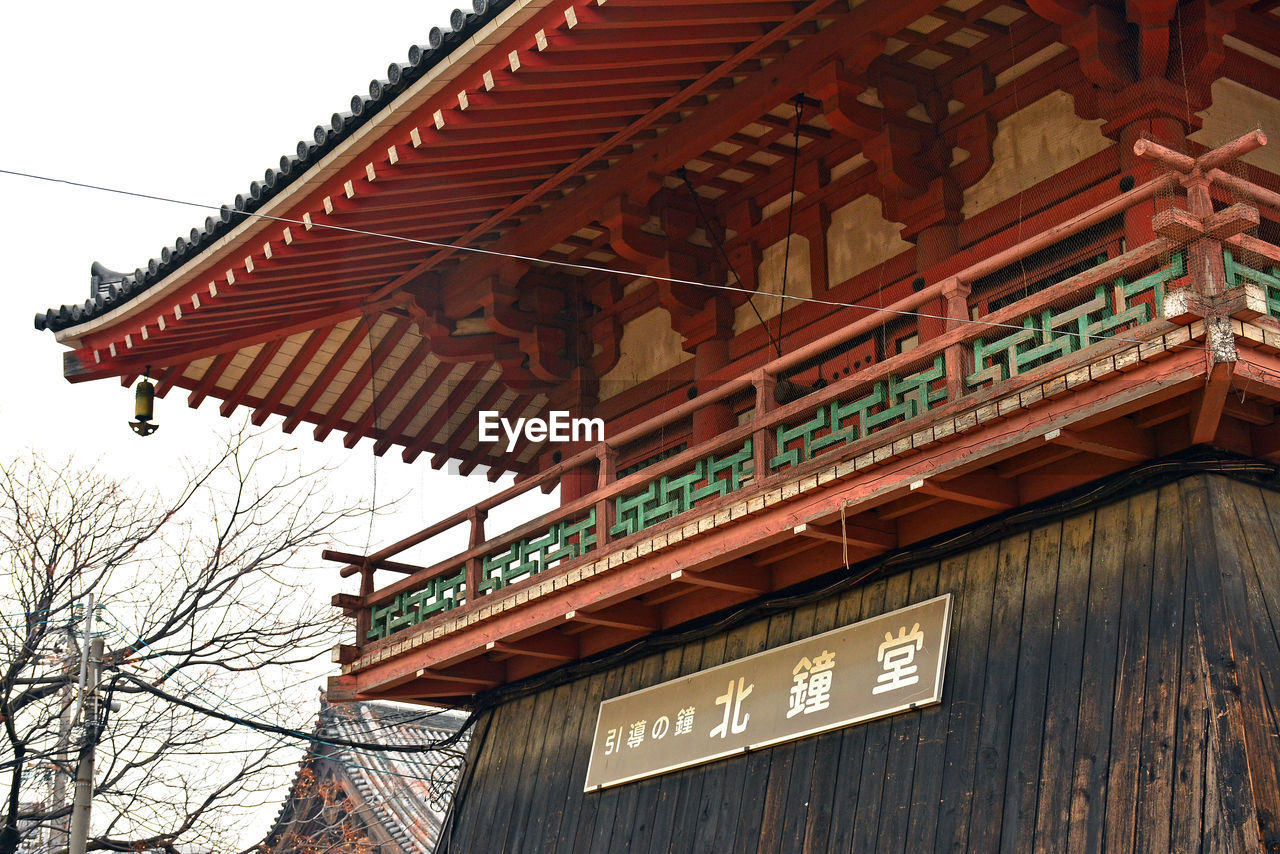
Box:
[330,132,1280,652]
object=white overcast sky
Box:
[0,0,554,556]
[0,1,554,838]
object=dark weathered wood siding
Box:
[441,473,1280,853]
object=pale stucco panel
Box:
[599,307,690,400]
[736,235,812,332]
[962,89,1112,218]
[826,194,913,288]
[1191,78,1280,175]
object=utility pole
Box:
[67,599,99,854]
[49,619,76,851]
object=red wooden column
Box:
[752,369,777,482]
[941,277,972,401]
[356,563,375,644]
[1118,117,1186,248]
[595,445,617,548]
[678,296,737,444]
[465,507,488,601]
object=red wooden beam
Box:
[186,352,233,410]
[431,382,508,470]
[281,323,371,434]
[71,297,398,386]
[401,363,490,464]
[573,3,802,28]
[153,364,186,398]
[563,601,660,634]
[542,23,769,52]
[447,83,678,115]
[669,560,771,594]
[248,329,337,427]
[313,317,411,442]
[793,520,897,550]
[343,336,433,449]
[219,337,284,417]
[371,361,459,457]
[1191,360,1235,444]
[911,471,1019,511]
[1048,420,1155,462]
[484,632,578,662]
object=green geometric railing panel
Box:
[367,567,467,642]
[771,356,946,472]
[364,253,1200,644]
[967,255,1180,390]
[1224,249,1280,319]
[611,440,753,538]
[478,510,596,595]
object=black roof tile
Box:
[35,0,506,335]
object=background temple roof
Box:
[262,696,470,854]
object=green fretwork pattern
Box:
[367,567,467,641]
[771,357,947,471]
[966,257,1179,389]
[364,256,1191,642]
[611,440,754,537]
[1223,249,1280,319]
[478,510,597,595]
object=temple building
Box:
[260,698,468,854]
[36,0,1280,850]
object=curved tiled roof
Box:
[34,0,511,335]
[263,696,471,854]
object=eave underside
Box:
[49,0,1279,473]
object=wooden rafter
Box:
[250,327,334,425]
[431,382,508,470]
[314,317,412,442]
[219,338,284,417]
[371,362,459,457]
[281,323,371,434]
[343,336,433,449]
[401,363,491,464]
[187,352,233,409]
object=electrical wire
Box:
[4,166,1216,360]
[79,612,468,808]
[112,670,470,754]
[677,166,782,357]
[90,609,468,758]
[460,448,1279,716]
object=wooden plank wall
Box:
[440,473,1280,853]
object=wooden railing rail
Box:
[330,172,1179,579]
[354,230,1183,611]
[333,132,1273,638]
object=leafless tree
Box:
[0,428,369,854]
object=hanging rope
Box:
[678,167,783,358]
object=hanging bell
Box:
[129,373,159,436]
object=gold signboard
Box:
[584,593,953,791]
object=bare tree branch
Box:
[0,425,375,854]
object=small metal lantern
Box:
[129,367,159,436]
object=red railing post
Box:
[752,370,777,481]
[465,507,487,602]
[595,445,618,548]
[355,562,374,645]
[941,277,972,401]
